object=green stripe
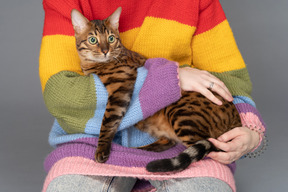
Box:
[43,71,96,134]
[211,68,252,99]
[181,65,252,98]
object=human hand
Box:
[178,67,233,105]
[207,127,260,164]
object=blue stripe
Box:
[49,67,156,148]
[121,126,157,147]
[118,67,158,147]
[85,74,108,135]
[118,67,148,130]
[49,120,94,148]
[83,67,153,146]
[232,95,256,107]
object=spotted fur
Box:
[136,91,241,172]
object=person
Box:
[39,0,266,191]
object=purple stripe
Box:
[139,58,181,118]
[235,103,266,127]
[44,137,186,172]
[44,137,235,174]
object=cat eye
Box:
[108,35,116,43]
[88,36,98,45]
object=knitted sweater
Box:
[40,0,266,191]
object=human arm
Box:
[190,0,266,163]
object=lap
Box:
[46,175,232,192]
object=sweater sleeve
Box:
[40,0,97,133]
[191,0,266,150]
[40,0,181,135]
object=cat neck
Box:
[117,45,147,67]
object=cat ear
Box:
[106,7,122,30]
[71,9,90,34]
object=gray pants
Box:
[47,175,233,192]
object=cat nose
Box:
[101,49,109,56]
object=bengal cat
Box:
[71,7,146,163]
[71,7,242,172]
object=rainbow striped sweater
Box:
[40,0,266,191]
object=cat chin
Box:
[93,57,113,63]
[83,55,112,63]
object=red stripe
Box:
[42,0,226,37]
[194,0,226,35]
[42,0,200,36]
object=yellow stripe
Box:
[39,19,244,91]
[120,17,196,66]
[192,20,246,72]
[39,35,83,92]
[119,27,140,50]
[39,18,196,91]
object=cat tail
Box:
[146,140,216,173]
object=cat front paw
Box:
[95,147,110,163]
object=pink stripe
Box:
[235,103,266,127]
[42,156,236,192]
[239,112,265,133]
[239,112,266,150]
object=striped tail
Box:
[146,140,216,173]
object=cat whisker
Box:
[84,58,97,62]
[113,56,120,63]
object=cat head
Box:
[71,7,122,66]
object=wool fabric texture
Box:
[39,0,266,191]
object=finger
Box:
[210,137,242,153]
[212,83,233,102]
[207,151,237,164]
[206,79,233,102]
[198,88,223,105]
[217,128,243,142]
[208,138,236,152]
[210,77,232,98]
[203,72,232,95]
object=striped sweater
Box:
[40,0,266,191]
